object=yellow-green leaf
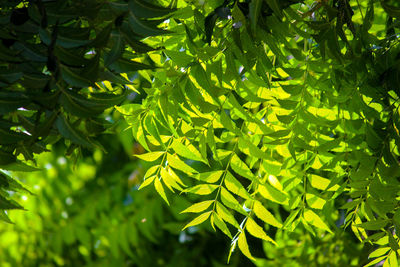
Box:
[181,200,214,213]
[238,136,268,160]
[267,174,283,191]
[154,178,169,205]
[224,171,251,199]
[364,256,388,267]
[238,232,256,261]
[253,201,282,228]
[369,247,390,259]
[144,165,159,179]
[185,184,219,195]
[246,217,276,244]
[309,174,339,191]
[166,166,186,186]
[197,170,224,183]
[388,251,398,267]
[303,209,332,233]
[182,211,212,230]
[160,167,183,192]
[134,151,164,161]
[216,201,240,228]
[219,109,242,136]
[211,212,232,238]
[258,183,288,205]
[139,175,156,190]
[220,187,246,215]
[231,153,254,180]
[305,193,326,209]
[167,153,197,174]
[171,138,206,163]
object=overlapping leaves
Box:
[118,0,400,265]
[0,0,175,222]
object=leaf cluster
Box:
[0,0,175,221]
[115,0,400,265]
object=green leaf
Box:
[253,200,282,228]
[356,219,389,231]
[129,0,176,19]
[0,195,23,210]
[249,0,262,34]
[388,251,398,267]
[369,247,390,259]
[164,50,194,67]
[108,58,154,73]
[143,114,164,147]
[308,174,340,191]
[204,12,218,45]
[160,167,185,192]
[216,201,239,228]
[185,184,219,195]
[128,11,170,37]
[364,256,388,267]
[91,23,113,48]
[121,27,156,53]
[115,104,144,116]
[258,183,288,205]
[283,209,300,230]
[237,232,256,261]
[181,200,214,213]
[305,193,326,210]
[134,151,164,161]
[220,187,246,215]
[0,161,41,172]
[388,230,400,251]
[190,64,220,100]
[182,211,212,230]
[132,119,150,151]
[139,175,156,190]
[167,153,197,174]
[212,212,232,238]
[238,137,268,160]
[55,115,94,148]
[60,65,92,88]
[219,110,242,136]
[224,171,251,199]
[154,177,169,205]
[59,90,103,118]
[207,124,218,160]
[197,170,224,183]
[0,128,30,145]
[246,217,276,244]
[303,209,332,233]
[230,154,254,180]
[199,134,207,163]
[0,210,13,223]
[0,171,32,194]
[171,138,206,163]
[0,91,29,114]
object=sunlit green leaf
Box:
[182,211,212,230]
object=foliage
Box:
[115,0,400,265]
[2,0,400,266]
[0,0,174,220]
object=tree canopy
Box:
[1,0,400,266]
